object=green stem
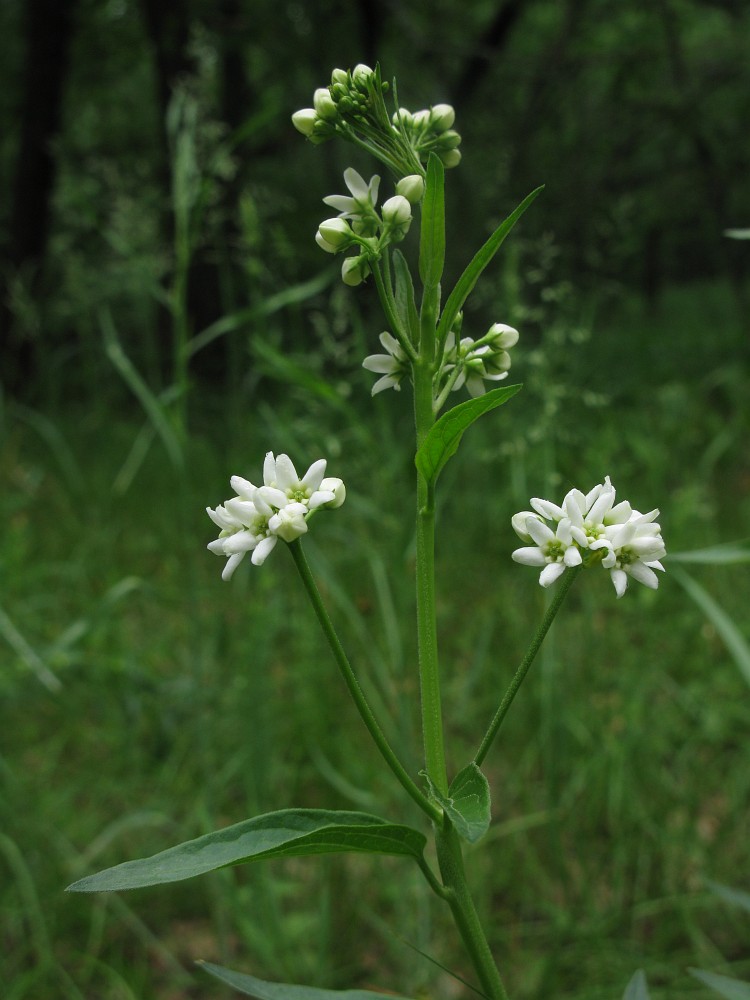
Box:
[288,539,441,824]
[474,565,582,767]
[436,825,509,1000]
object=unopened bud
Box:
[392,107,413,128]
[313,87,337,121]
[352,63,373,86]
[395,174,425,204]
[341,255,370,286]
[488,323,519,350]
[331,68,348,86]
[430,103,455,131]
[382,195,412,227]
[439,129,462,150]
[440,148,462,168]
[317,217,352,252]
[291,108,317,137]
[319,477,346,509]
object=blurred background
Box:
[1,1,749,998]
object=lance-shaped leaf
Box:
[419,154,445,290]
[423,764,491,844]
[66,809,427,893]
[198,962,416,1000]
[415,383,521,486]
[623,970,650,1000]
[436,186,544,348]
[689,969,750,1000]
[707,880,750,914]
[392,250,419,343]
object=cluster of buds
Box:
[316,168,421,286]
[392,103,462,169]
[292,64,458,178]
[511,478,666,597]
[207,453,345,580]
[440,320,519,398]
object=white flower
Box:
[512,516,582,588]
[323,168,380,224]
[362,331,410,394]
[443,330,514,398]
[319,477,346,508]
[601,511,666,598]
[207,492,278,578]
[254,453,335,511]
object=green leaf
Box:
[415,384,522,485]
[66,809,427,893]
[392,250,420,341]
[623,970,650,1000]
[419,154,445,289]
[707,881,750,915]
[669,541,750,565]
[198,962,415,1000]
[671,568,750,688]
[436,186,544,347]
[423,764,491,844]
[689,969,750,1000]
[724,228,750,240]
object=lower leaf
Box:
[198,961,416,1000]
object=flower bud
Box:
[319,477,346,509]
[269,503,308,543]
[331,68,348,86]
[313,87,337,121]
[511,511,541,543]
[488,323,519,350]
[439,129,462,150]
[392,107,413,128]
[341,255,370,286]
[430,103,455,131]
[291,108,317,137]
[395,174,425,204]
[381,195,412,227]
[317,217,352,251]
[352,63,373,86]
[413,109,430,128]
[439,148,462,168]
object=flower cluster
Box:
[441,321,519,398]
[511,477,666,597]
[392,103,462,169]
[292,64,459,178]
[316,168,416,286]
[207,453,345,580]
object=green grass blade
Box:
[707,881,750,914]
[623,970,650,1000]
[689,969,750,1000]
[66,809,427,892]
[669,541,750,564]
[198,962,416,1000]
[436,186,544,347]
[671,567,750,687]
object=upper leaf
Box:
[198,962,416,1000]
[392,249,420,343]
[689,969,750,1000]
[423,763,491,844]
[66,809,427,893]
[415,383,521,485]
[419,154,445,290]
[436,186,544,348]
[623,970,650,1000]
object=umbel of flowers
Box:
[512,476,666,597]
[207,453,345,579]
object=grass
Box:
[1,280,749,999]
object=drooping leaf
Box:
[392,250,420,342]
[671,568,750,687]
[689,969,750,1000]
[436,186,544,347]
[623,970,650,1000]
[419,154,445,290]
[668,541,750,565]
[415,384,521,485]
[198,962,416,1000]
[66,809,427,893]
[724,229,750,240]
[423,764,491,844]
[707,881,750,914]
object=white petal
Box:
[368,174,381,205]
[610,568,628,598]
[274,454,299,490]
[256,486,287,511]
[511,510,540,542]
[308,490,335,509]
[512,546,547,567]
[540,562,566,587]
[230,476,256,499]
[222,552,245,581]
[527,518,555,546]
[606,500,632,524]
[645,559,665,572]
[564,546,582,566]
[530,498,565,521]
[363,353,397,374]
[263,452,276,486]
[323,194,357,214]
[466,375,486,397]
[207,539,226,555]
[251,536,277,566]
[371,374,400,395]
[343,167,369,200]
[379,331,402,356]
[302,458,327,492]
[224,498,257,523]
[222,530,258,554]
[627,562,660,589]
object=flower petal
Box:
[222,552,246,581]
[512,546,547,567]
[302,458,326,492]
[274,454,299,490]
[540,562,566,587]
[251,536,277,566]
